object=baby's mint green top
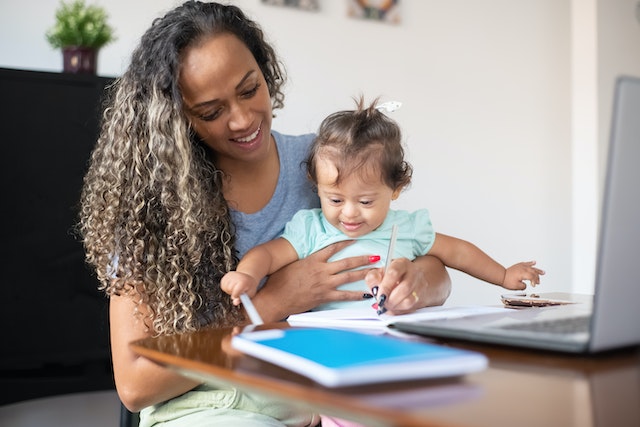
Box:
[281,209,436,310]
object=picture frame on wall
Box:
[348,0,400,24]
[261,0,320,12]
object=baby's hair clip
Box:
[376,101,402,113]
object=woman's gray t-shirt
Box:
[229,131,320,259]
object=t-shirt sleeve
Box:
[281,209,322,259]
[410,209,437,256]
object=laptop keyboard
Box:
[499,316,591,334]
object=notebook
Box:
[287,305,510,331]
[391,75,640,353]
[231,327,488,387]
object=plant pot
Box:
[62,46,97,74]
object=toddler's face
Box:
[315,156,399,238]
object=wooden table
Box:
[131,323,640,427]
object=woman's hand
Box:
[252,240,374,322]
[364,255,451,315]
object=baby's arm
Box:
[428,233,544,290]
[221,238,299,305]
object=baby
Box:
[222,97,544,312]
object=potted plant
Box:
[45,0,116,74]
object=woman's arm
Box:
[251,240,374,322]
[110,290,201,412]
[252,240,452,321]
[410,254,452,306]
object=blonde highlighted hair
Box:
[78,1,286,335]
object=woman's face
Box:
[179,33,273,167]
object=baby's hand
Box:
[221,271,259,306]
[502,261,545,290]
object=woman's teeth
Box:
[236,127,260,143]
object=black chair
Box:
[120,402,140,427]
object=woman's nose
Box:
[228,102,251,131]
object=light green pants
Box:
[139,384,320,427]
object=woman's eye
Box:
[242,83,261,98]
[199,109,222,121]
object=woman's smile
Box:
[230,124,264,152]
[232,125,261,143]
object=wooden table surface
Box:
[131,322,640,427]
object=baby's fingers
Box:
[511,261,546,286]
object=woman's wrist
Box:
[412,255,451,306]
[251,283,290,323]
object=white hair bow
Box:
[376,101,402,113]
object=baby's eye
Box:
[329,198,342,204]
[360,200,373,206]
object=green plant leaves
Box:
[45,0,116,49]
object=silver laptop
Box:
[391,76,640,353]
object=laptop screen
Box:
[590,75,640,351]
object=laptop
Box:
[391,75,640,353]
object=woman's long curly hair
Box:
[79,1,286,335]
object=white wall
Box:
[597,0,640,177]
[1,0,638,306]
[570,0,640,296]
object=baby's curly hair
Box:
[78,1,286,335]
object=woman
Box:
[79,1,451,425]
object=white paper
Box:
[287,305,509,331]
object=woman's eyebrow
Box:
[235,69,258,90]
[188,70,258,110]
